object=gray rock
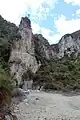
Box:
[12,88,26,97]
[51,32,80,58]
[5,115,13,120]
[9,17,40,86]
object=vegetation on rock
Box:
[0,15,21,64]
[34,55,80,91]
[34,34,52,64]
[0,15,19,108]
[0,14,80,97]
[0,66,13,109]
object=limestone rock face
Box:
[19,17,34,55]
[34,34,53,61]
[51,32,80,58]
[9,17,40,86]
[51,44,59,57]
[9,16,80,87]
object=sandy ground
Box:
[14,91,80,120]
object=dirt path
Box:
[14,91,80,120]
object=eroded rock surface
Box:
[51,32,80,58]
[9,17,40,86]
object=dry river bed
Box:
[13,91,80,120]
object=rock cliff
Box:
[33,34,53,63]
[1,14,80,119]
[51,32,80,58]
[9,17,40,86]
[9,16,80,88]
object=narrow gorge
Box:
[1,15,80,120]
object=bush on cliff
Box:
[34,56,80,91]
[0,66,13,108]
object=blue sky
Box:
[0,0,80,44]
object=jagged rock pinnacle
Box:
[19,17,31,29]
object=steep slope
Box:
[33,31,80,90]
[9,17,40,86]
[51,31,80,58]
[9,17,55,87]
[1,15,80,91]
[0,15,18,117]
[0,15,19,93]
[0,15,19,64]
[34,34,53,63]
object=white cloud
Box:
[32,13,80,45]
[25,0,58,22]
[40,27,61,44]
[64,0,80,6]
[25,0,57,9]
[31,22,61,44]
[54,15,80,36]
[45,14,80,44]
[0,0,58,24]
[31,22,41,33]
[76,9,80,16]
[43,32,61,44]
[0,0,26,24]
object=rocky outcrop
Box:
[9,17,55,88]
[51,43,59,57]
[9,16,80,87]
[51,32,80,58]
[34,34,53,62]
[9,17,40,86]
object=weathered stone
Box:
[23,80,33,90]
[9,17,40,86]
[5,114,18,120]
[9,16,80,89]
[5,115,12,120]
[34,34,53,60]
[51,32,80,58]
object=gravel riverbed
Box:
[14,91,80,120]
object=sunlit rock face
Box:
[19,17,34,55]
[9,16,80,87]
[9,17,40,86]
[51,32,80,58]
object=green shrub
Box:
[34,56,80,91]
[0,67,13,94]
[0,66,13,108]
